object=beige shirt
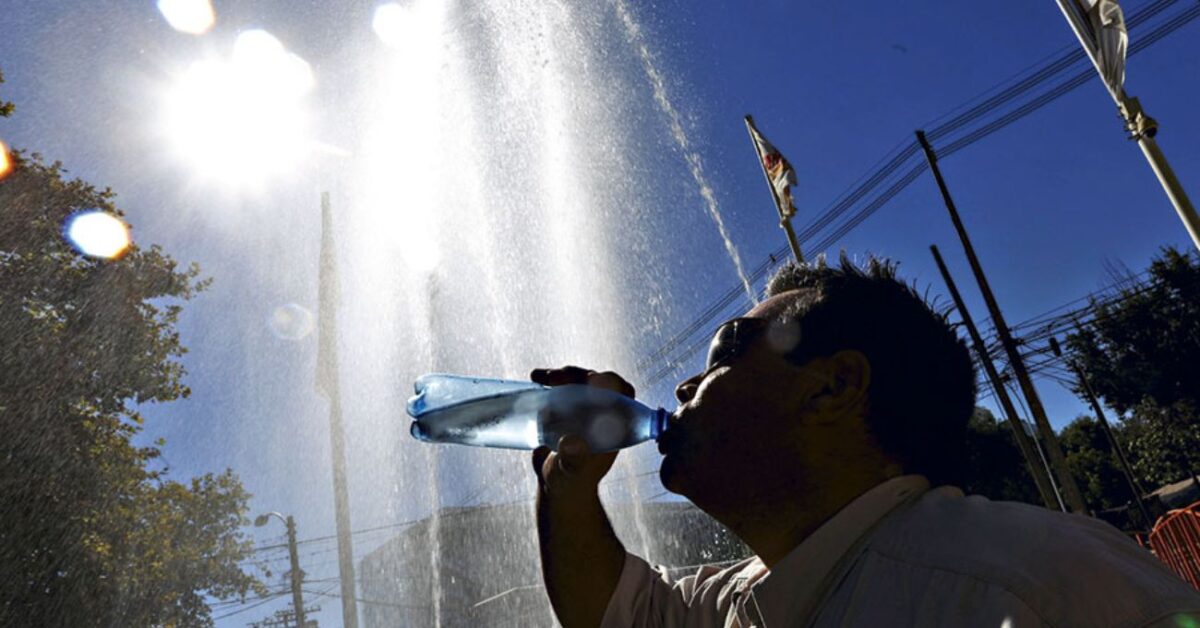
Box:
[601,476,1200,627]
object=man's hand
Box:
[529,366,632,628]
[530,366,633,497]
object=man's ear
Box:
[810,349,871,418]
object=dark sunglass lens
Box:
[705,321,741,370]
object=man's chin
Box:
[658,456,688,497]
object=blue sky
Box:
[2,0,1197,625]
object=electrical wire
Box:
[634,1,1199,389]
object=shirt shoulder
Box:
[601,552,762,628]
[865,490,1200,627]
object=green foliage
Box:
[0,69,14,117]
[1119,400,1200,489]
[1067,247,1200,414]
[0,152,263,626]
[961,408,1042,505]
[1058,416,1131,511]
[1066,247,1200,489]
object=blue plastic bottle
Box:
[406,373,669,453]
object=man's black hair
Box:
[765,253,976,486]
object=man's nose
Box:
[675,373,701,403]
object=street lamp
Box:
[254,511,306,628]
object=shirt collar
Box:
[748,474,932,626]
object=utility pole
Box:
[249,605,321,628]
[253,512,314,628]
[1048,335,1153,526]
[316,192,359,628]
[917,130,1089,513]
[931,245,1062,510]
[1051,0,1200,252]
[285,516,306,628]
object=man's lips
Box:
[656,410,687,455]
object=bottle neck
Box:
[650,407,669,440]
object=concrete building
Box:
[359,500,747,627]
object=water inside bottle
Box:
[410,390,550,449]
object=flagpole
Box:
[744,115,804,264]
[1052,0,1200,252]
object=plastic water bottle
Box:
[406,373,669,453]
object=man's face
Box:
[658,290,823,506]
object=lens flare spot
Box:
[766,318,801,355]
[372,3,411,47]
[0,140,13,180]
[1174,614,1200,628]
[156,0,215,35]
[588,412,625,451]
[66,211,131,259]
[163,29,313,186]
[268,303,316,340]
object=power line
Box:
[209,587,294,610]
[250,517,425,554]
[211,592,290,621]
[303,589,431,611]
[634,1,1199,389]
[971,268,1200,408]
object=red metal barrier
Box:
[1148,501,1200,591]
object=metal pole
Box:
[744,115,804,263]
[780,218,804,266]
[328,390,358,628]
[931,245,1062,510]
[1136,133,1200,251]
[319,192,360,628]
[1048,336,1153,526]
[1050,0,1200,252]
[917,130,1089,513]
[286,516,307,628]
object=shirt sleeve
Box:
[599,553,697,628]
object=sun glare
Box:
[66,211,131,259]
[157,0,216,35]
[163,29,314,186]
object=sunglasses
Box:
[704,317,772,371]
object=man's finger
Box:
[532,446,552,487]
[556,435,592,475]
[589,371,636,398]
[531,366,593,387]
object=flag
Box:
[745,116,798,220]
[316,191,340,398]
[1084,0,1127,94]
